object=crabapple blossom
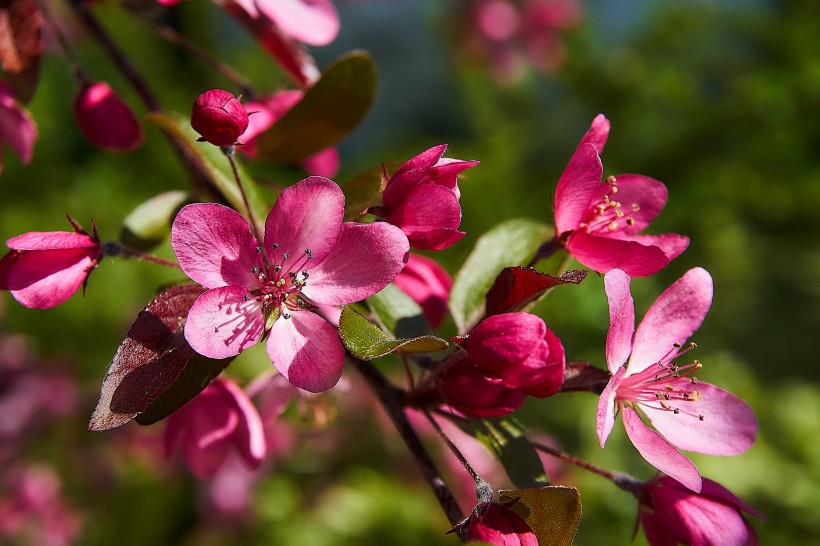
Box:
[74,82,143,151]
[597,268,757,492]
[171,177,409,392]
[553,114,689,276]
[0,82,37,174]
[393,253,452,329]
[190,89,249,146]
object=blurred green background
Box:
[1,0,818,544]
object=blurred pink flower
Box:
[0,81,37,174]
[553,114,689,277]
[597,268,758,492]
[164,377,266,478]
[171,177,409,392]
[638,476,762,546]
[393,253,452,329]
[254,0,339,47]
[74,82,143,151]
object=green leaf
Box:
[452,416,549,489]
[340,159,404,221]
[367,283,430,339]
[499,486,582,546]
[339,305,448,360]
[449,219,552,334]
[120,190,192,250]
[254,51,377,162]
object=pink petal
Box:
[629,267,713,373]
[0,83,37,164]
[184,286,264,359]
[304,222,409,305]
[645,380,757,456]
[301,147,340,178]
[640,511,678,546]
[622,407,702,493]
[604,269,635,373]
[596,367,625,447]
[566,230,669,276]
[407,227,466,251]
[7,231,97,250]
[466,312,547,375]
[266,311,344,392]
[426,157,480,191]
[383,145,447,208]
[256,0,340,46]
[242,91,303,157]
[220,379,267,468]
[3,248,97,309]
[578,113,610,154]
[393,253,452,329]
[515,329,565,398]
[619,233,690,262]
[386,183,462,235]
[171,203,262,290]
[264,177,344,268]
[701,478,765,519]
[553,143,603,235]
[596,174,667,234]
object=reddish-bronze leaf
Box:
[485,267,587,316]
[0,0,42,102]
[559,361,611,394]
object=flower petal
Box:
[622,407,702,493]
[220,379,267,469]
[567,231,669,277]
[256,0,340,46]
[393,253,452,329]
[618,233,690,262]
[304,222,409,305]
[553,143,603,235]
[604,269,635,373]
[599,174,667,234]
[426,157,480,191]
[596,367,625,447]
[383,145,447,208]
[264,177,343,268]
[408,228,466,251]
[266,311,344,393]
[629,267,713,373]
[301,147,340,178]
[7,231,97,250]
[466,312,547,375]
[171,203,262,289]
[701,478,765,519]
[386,183,462,236]
[578,114,610,154]
[184,286,264,359]
[644,380,757,456]
[2,248,96,309]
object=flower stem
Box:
[526,235,562,268]
[222,146,263,242]
[102,242,180,269]
[529,439,640,491]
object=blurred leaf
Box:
[367,283,429,339]
[339,305,447,360]
[120,190,191,250]
[0,0,41,103]
[89,284,231,431]
[254,51,377,161]
[560,361,610,394]
[499,486,582,546]
[450,219,551,334]
[486,267,587,316]
[341,159,403,221]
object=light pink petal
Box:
[595,174,667,233]
[256,0,340,46]
[264,177,343,268]
[301,147,340,178]
[622,407,702,493]
[303,222,409,305]
[4,248,96,309]
[386,183,461,235]
[553,143,603,235]
[577,113,610,154]
[408,228,466,251]
[266,311,344,393]
[0,83,37,164]
[466,313,547,375]
[567,230,669,277]
[618,233,690,262]
[629,267,713,373]
[604,269,635,373]
[184,286,264,359]
[596,367,625,448]
[645,380,757,456]
[7,231,97,250]
[220,379,267,468]
[383,145,447,208]
[701,478,765,518]
[171,203,262,289]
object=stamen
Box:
[256,246,262,253]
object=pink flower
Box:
[638,476,762,546]
[74,82,143,151]
[190,89,249,147]
[597,268,758,492]
[380,145,479,251]
[439,358,525,418]
[466,501,537,546]
[0,82,37,174]
[164,378,266,478]
[0,227,101,309]
[553,115,689,277]
[254,0,339,47]
[242,90,340,177]
[393,253,452,329]
[171,177,409,392]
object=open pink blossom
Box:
[164,378,266,478]
[597,268,757,492]
[0,227,101,309]
[553,115,689,277]
[171,177,409,392]
[379,145,479,251]
[393,253,452,329]
[74,82,143,151]
[242,90,339,177]
[638,476,763,546]
[0,82,37,174]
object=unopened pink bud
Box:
[74,82,143,151]
[190,89,249,147]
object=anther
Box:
[302,271,309,278]
[282,252,289,260]
[256,246,262,253]
[274,265,282,272]
[244,294,250,301]
[690,342,698,349]
[283,312,291,319]
[304,248,312,259]
[258,273,266,281]
[699,415,705,421]
[626,218,635,226]
[673,341,682,348]
[251,266,259,274]
[673,408,680,415]
[660,401,671,410]
[272,243,279,250]
[663,393,670,400]
[607,221,618,231]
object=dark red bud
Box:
[74,82,144,151]
[190,89,249,146]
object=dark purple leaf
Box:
[485,267,587,316]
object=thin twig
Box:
[222,146,263,241]
[530,439,640,492]
[102,242,181,269]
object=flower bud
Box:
[74,82,143,151]
[439,358,525,418]
[466,501,538,545]
[190,89,249,146]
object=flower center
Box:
[578,176,641,234]
[245,245,313,319]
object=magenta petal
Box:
[256,0,340,46]
[601,174,667,233]
[567,231,669,276]
[629,268,713,373]
[387,183,461,234]
[7,231,97,251]
[578,114,610,154]
[596,367,625,448]
[184,286,264,359]
[0,83,37,165]
[220,380,267,468]
[408,228,466,251]
[264,177,343,267]
[4,248,97,309]
[427,157,480,191]
[172,203,262,289]
[467,313,547,375]
[619,233,690,262]
[622,407,702,493]
[604,269,635,373]
[393,253,452,329]
[553,143,603,235]
[301,147,340,178]
[645,380,757,456]
[266,311,344,393]
[304,222,409,305]
[383,145,447,208]
[701,478,765,519]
